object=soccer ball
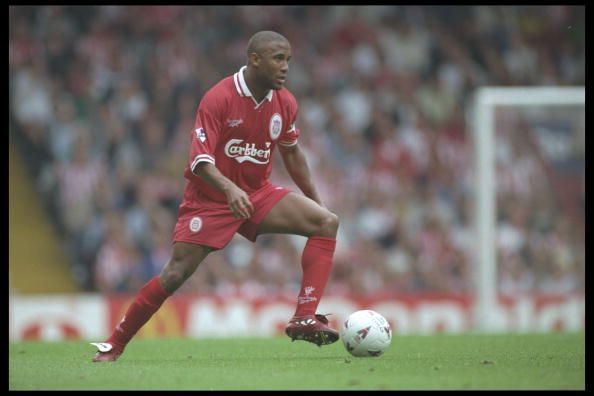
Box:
[341,310,392,357]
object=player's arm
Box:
[278,143,324,207]
[190,95,253,219]
[192,162,254,219]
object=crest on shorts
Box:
[269,113,282,140]
[189,217,202,233]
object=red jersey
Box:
[182,66,300,204]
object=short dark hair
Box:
[246,31,289,57]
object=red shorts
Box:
[172,183,292,250]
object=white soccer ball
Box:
[341,310,392,357]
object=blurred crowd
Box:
[9,6,585,296]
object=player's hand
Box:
[225,185,254,219]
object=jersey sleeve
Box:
[278,94,300,147]
[189,95,223,174]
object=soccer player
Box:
[91,31,340,362]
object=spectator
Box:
[9,5,584,296]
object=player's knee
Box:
[160,257,192,293]
[315,211,339,238]
[159,243,210,293]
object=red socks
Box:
[293,236,337,317]
[107,276,171,348]
[104,237,336,347]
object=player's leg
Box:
[91,242,212,362]
[258,192,339,315]
[92,197,245,361]
[256,192,340,345]
[159,242,214,293]
[256,192,339,238]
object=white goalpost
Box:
[471,86,585,332]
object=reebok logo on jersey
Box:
[227,118,243,128]
[224,139,271,165]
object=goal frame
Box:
[471,86,585,332]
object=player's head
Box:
[246,31,291,90]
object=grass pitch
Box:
[9,332,584,390]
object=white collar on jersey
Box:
[233,65,273,109]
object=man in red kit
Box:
[91,31,340,362]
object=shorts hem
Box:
[171,237,225,250]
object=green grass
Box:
[9,332,584,390]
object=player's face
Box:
[259,41,291,90]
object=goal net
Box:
[471,87,585,332]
